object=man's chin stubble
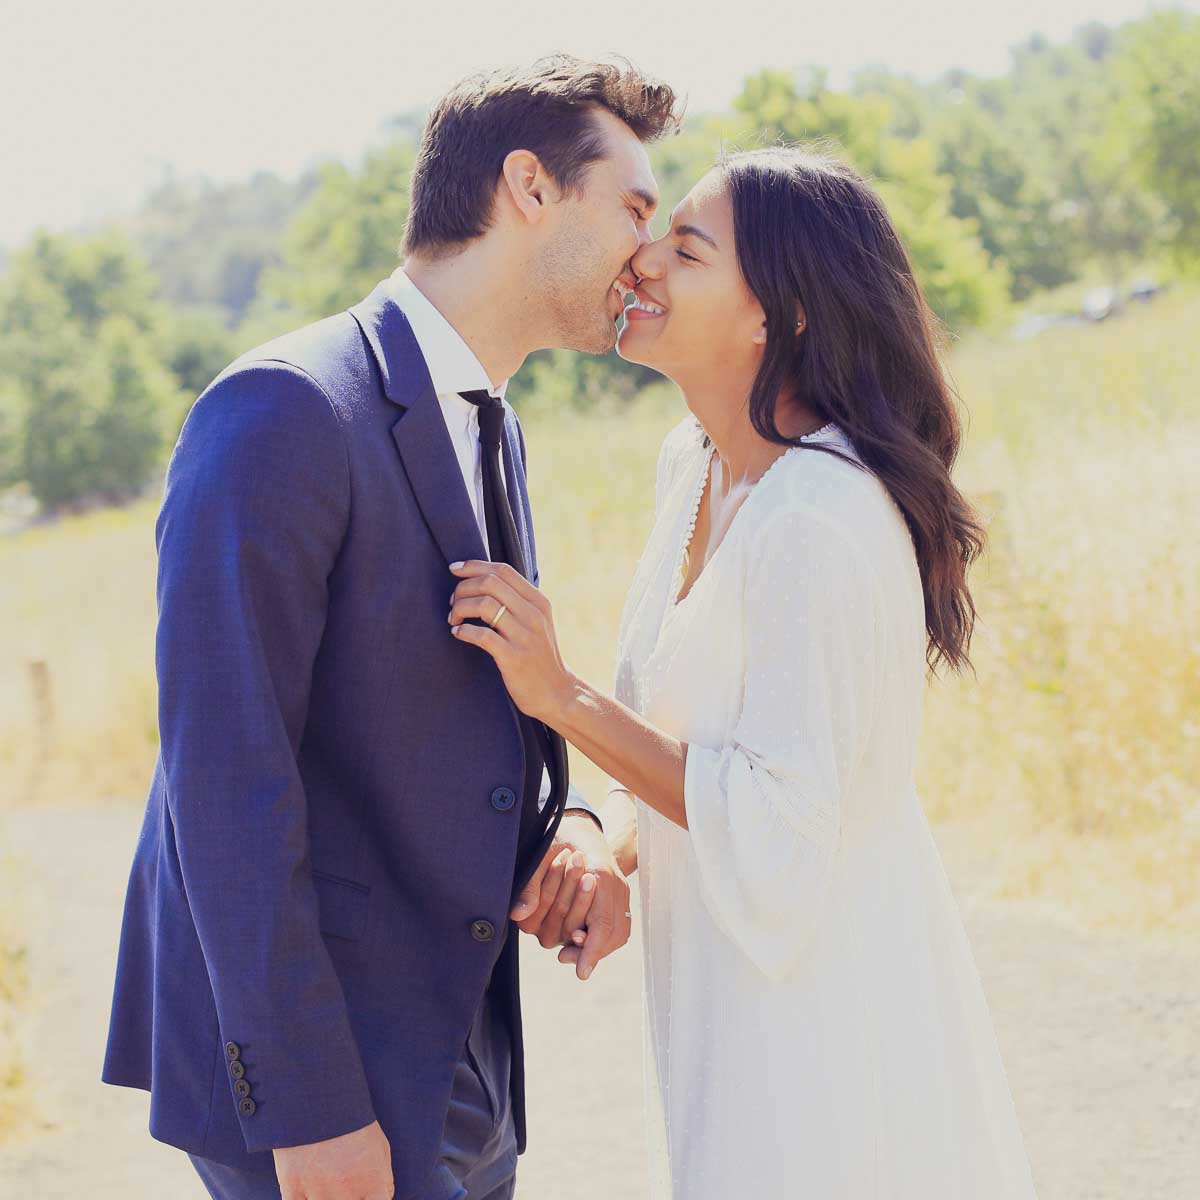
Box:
[559,316,618,356]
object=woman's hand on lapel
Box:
[447,560,577,726]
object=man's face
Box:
[535,107,659,354]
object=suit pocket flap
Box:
[312,870,370,941]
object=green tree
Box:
[0,379,22,489]
[733,69,1009,329]
[1117,10,1200,270]
[999,31,1166,287]
[930,96,1076,299]
[2,230,160,339]
[129,170,319,325]
[263,141,416,319]
[0,232,181,510]
[158,304,236,408]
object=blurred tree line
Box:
[1,10,1198,513]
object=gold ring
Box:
[488,603,508,630]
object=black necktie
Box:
[459,390,569,891]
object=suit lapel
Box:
[350,280,488,568]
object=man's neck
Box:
[403,248,539,390]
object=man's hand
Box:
[273,1119,393,1200]
[511,812,631,980]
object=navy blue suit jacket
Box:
[102,277,554,1196]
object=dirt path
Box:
[0,803,1195,1199]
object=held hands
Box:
[273,1119,393,1200]
[510,812,632,980]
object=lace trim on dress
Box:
[671,443,715,606]
[671,421,840,608]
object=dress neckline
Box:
[668,421,839,611]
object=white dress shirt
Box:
[385,267,597,826]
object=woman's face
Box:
[616,169,766,381]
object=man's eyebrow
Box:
[676,222,720,251]
[627,188,659,213]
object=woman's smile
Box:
[624,286,668,322]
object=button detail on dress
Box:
[229,1059,246,1080]
[470,918,496,942]
[225,1041,241,1062]
[490,787,516,812]
[239,1097,257,1116]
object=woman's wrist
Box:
[545,668,591,732]
[611,818,638,877]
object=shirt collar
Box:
[385,267,508,402]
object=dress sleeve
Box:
[683,502,883,980]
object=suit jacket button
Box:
[225,1041,241,1062]
[234,1079,252,1098]
[229,1059,246,1080]
[239,1097,257,1116]
[470,919,496,942]
[491,787,516,812]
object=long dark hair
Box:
[720,145,984,674]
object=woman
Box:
[447,146,1037,1198]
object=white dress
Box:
[611,415,1038,1199]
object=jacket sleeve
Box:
[682,504,883,980]
[154,360,377,1152]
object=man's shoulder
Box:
[221,310,367,395]
[176,309,376,456]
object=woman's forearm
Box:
[550,673,689,829]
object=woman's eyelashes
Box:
[675,248,699,263]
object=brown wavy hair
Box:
[719,145,985,673]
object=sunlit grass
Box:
[1,496,161,809]
[0,895,30,1142]
[920,421,1199,932]
[1,293,1196,941]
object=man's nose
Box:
[630,243,662,281]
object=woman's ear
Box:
[752,300,805,345]
[499,149,548,226]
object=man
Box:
[101,55,677,1199]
